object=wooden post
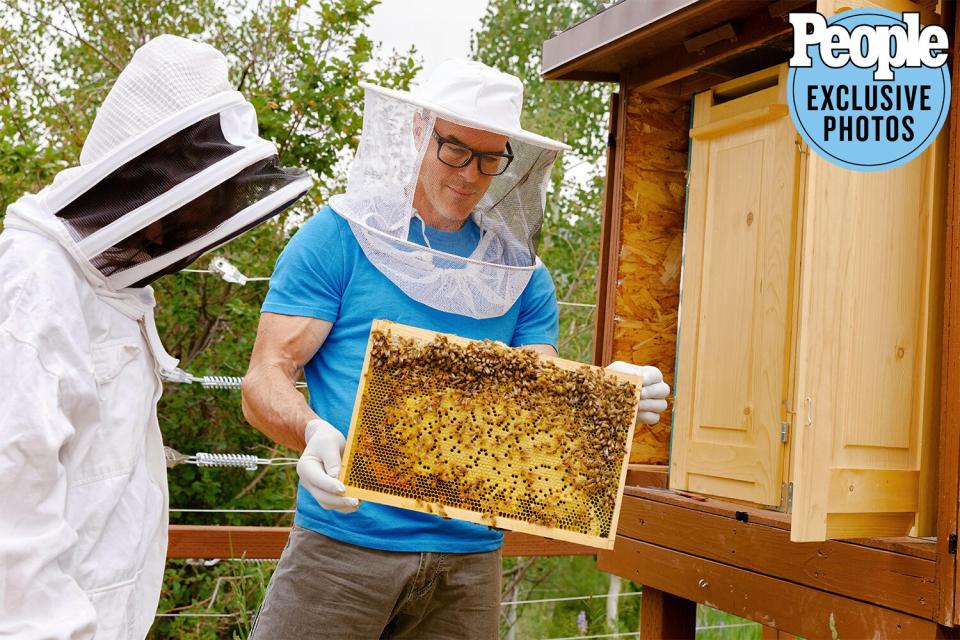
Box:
[640,587,696,639]
[593,91,621,368]
[937,1,960,626]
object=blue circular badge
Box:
[788,8,950,172]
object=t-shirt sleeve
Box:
[261,206,345,322]
[511,264,559,351]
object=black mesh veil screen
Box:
[90,156,307,283]
[56,114,241,240]
[126,196,301,288]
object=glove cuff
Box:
[304,418,327,443]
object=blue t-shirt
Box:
[262,206,559,553]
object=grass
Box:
[151,557,774,639]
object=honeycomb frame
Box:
[339,320,642,549]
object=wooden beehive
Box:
[669,62,946,541]
[339,320,642,549]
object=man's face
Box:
[413,117,509,231]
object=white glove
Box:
[297,418,359,513]
[605,361,671,426]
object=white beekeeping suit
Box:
[0,35,311,638]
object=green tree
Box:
[472,0,613,363]
[1,1,418,636]
[1,0,632,635]
[471,3,629,638]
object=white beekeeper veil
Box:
[329,59,570,319]
[5,34,312,290]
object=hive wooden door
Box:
[670,67,800,507]
[784,0,945,543]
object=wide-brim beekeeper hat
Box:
[5,34,312,290]
[330,58,570,320]
[361,59,569,151]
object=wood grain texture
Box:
[609,85,690,465]
[594,92,620,369]
[601,537,942,638]
[937,0,960,626]
[166,526,596,559]
[671,66,796,507]
[624,486,939,560]
[790,110,945,543]
[614,495,936,618]
[639,587,696,639]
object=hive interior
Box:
[342,322,639,542]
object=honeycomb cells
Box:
[344,328,638,538]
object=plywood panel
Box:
[610,83,690,464]
[608,87,690,464]
[671,66,798,507]
[608,87,689,465]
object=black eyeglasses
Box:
[431,130,514,176]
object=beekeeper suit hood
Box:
[329,59,570,319]
[0,34,310,639]
[6,34,310,294]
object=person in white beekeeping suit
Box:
[0,35,311,638]
[241,58,670,638]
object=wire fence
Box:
[182,259,596,308]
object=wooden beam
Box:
[600,537,942,638]
[761,627,798,640]
[593,91,622,368]
[627,486,938,560]
[640,587,696,639]
[627,485,793,529]
[542,0,730,81]
[613,496,936,618]
[627,5,795,93]
[167,525,597,560]
[937,3,960,626]
[624,464,669,488]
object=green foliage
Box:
[0,0,704,637]
[1,1,418,637]
[472,0,613,363]
[154,559,277,639]
[501,556,641,638]
[697,606,764,639]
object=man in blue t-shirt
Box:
[243,59,670,639]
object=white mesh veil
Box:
[329,63,567,320]
[80,34,232,166]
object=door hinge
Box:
[780,421,790,443]
[779,481,794,512]
[949,533,957,555]
[607,132,616,148]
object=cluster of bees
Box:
[345,329,637,536]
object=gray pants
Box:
[249,525,502,639]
